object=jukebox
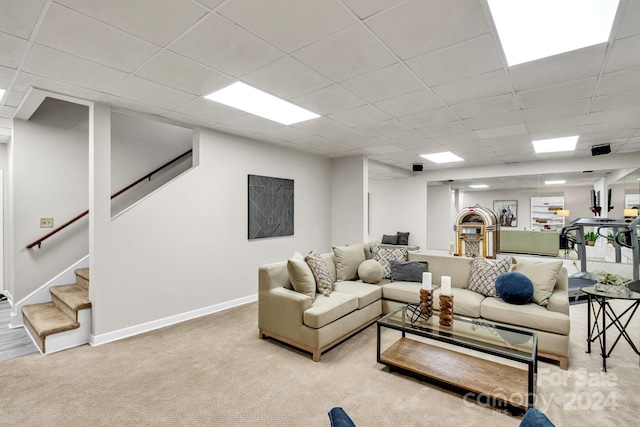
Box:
[453,205,500,258]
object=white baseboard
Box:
[44,309,92,354]
[89,294,257,347]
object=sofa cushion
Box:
[467,257,514,297]
[433,288,485,318]
[371,245,408,279]
[358,259,384,284]
[495,272,534,305]
[381,234,398,245]
[381,281,421,304]
[303,292,358,329]
[396,231,410,245]
[333,281,382,309]
[390,260,427,283]
[333,245,366,281]
[287,252,316,301]
[510,259,562,306]
[481,297,570,335]
[305,250,335,296]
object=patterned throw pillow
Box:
[305,251,335,296]
[467,257,515,297]
[371,245,408,279]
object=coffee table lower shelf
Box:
[380,337,532,409]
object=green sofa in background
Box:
[499,230,560,256]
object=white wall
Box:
[90,118,332,336]
[368,176,427,249]
[9,98,89,301]
[331,155,368,245]
[427,183,454,251]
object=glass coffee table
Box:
[377,304,538,409]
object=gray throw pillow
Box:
[396,231,410,246]
[390,260,428,282]
[381,234,398,245]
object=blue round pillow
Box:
[495,272,534,304]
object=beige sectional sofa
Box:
[258,249,570,369]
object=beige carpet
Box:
[0,300,638,426]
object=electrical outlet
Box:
[40,218,53,228]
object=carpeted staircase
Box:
[22,269,91,354]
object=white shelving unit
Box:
[531,196,565,230]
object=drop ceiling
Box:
[1,0,640,177]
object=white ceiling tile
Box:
[175,97,246,122]
[528,127,582,141]
[377,129,424,143]
[0,105,17,119]
[464,111,523,131]
[170,14,283,77]
[432,132,479,145]
[328,104,391,127]
[4,90,24,107]
[292,84,365,115]
[509,44,606,91]
[365,145,405,154]
[407,34,502,87]
[475,124,527,139]
[432,70,511,105]
[341,63,424,103]
[0,0,46,39]
[110,76,196,110]
[615,0,640,39]
[324,129,370,143]
[0,65,16,88]
[399,107,458,128]
[210,123,256,139]
[579,129,636,142]
[220,114,283,133]
[55,0,208,46]
[242,57,332,99]
[522,99,590,123]
[293,24,397,82]
[482,133,530,147]
[605,34,640,72]
[290,116,349,135]
[366,0,489,60]
[0,32,28,69]
[102,94,169,116]
[342,0,402,19]
[36,4,159,72]
[526,115,585,133]
[22,44,127,92]
[592,89,640,112]
[516,77,597,109]
[161,111,216,128]
[13,71,106,100]
[372,89,443,118]
[355,119,409,136]
[597,67,640,95]
[587,106,640,125]
[135,51,233,96]
[259,126,314,142]
[451,94,518,119]
[417,120,470,138]
[219,0,355,53]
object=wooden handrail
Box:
[26,149,193,249]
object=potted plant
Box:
[593,269,631,296]
[585,231,598,246]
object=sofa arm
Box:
[259,287,313,341]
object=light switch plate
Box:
[40,218,53,228]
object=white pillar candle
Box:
[422,272,432,290]
[440,276,452,295]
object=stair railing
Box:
[26,149,193,249]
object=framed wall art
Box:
[248,174,294,239]
[493,200,517,227]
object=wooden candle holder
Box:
[439,294,454,327]
[419,289,433,318]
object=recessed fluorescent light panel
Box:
[488,0,619,66]
[421,151,464,164]
[470,184,489,189]
[0,89,5,99]
[545,180,566,185]
[532,136,578,154]
[205,81,319,125]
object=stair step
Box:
[22,302,80,353]
[50,284,91,321]
[75,268,90,289]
